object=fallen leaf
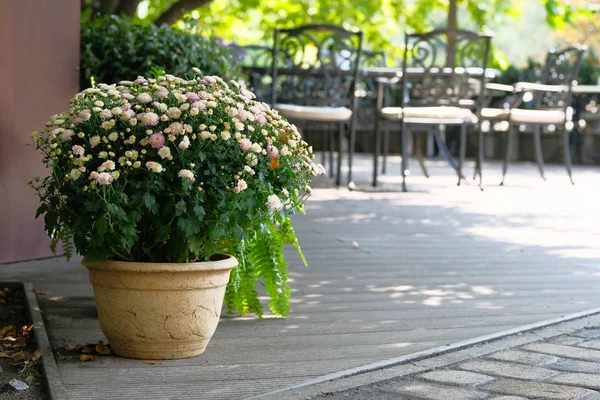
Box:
[11,337,26,348]
[22,325,34,337]
[143,360,162,365]
[31,288,48,295]
[0,352,11,358]
[64,344,83,351]
[32,348,43,363]
[95,341,111,355]
[2,336,16,342]
[0,325,16,338]
[48,296,65,302]
[0,289,5,298]
[269,157,280,170]
[12,352,25,361]
[79,354,96,362]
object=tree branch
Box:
[114,0,144,17]
[154,0,213,26]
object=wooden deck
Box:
[2,156,600,399]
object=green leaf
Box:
[193,205,205,221]
[188,235,203,255]
[106,203,127,221]
[177,217,201,236]
[142,193,157,214]
[175,200,187,216]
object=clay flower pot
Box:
[83,254,237,360]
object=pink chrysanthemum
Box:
[240,138,252,152]
[149,133,165,149]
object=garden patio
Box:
[3,156,600,399]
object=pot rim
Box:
[83,253,238,273]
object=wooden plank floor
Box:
[2,156,600,399]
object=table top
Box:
[572,85,600,94]
[243,65,500,80]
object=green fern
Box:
[50,226,74,261]
[224,216,305,317]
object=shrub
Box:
[80,15,242,88]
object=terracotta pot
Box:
[83,255,237,360]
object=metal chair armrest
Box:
[514,82,567,93]
[485,83,518,93]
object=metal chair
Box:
[375,29,491,191]
[271,24,363,186]
[479,45,586,185]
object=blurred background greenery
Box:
[80,0,600,87]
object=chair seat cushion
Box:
[481,108,510,120]
[381,106,477,124]
[509,109,566,124]
[275,104,352,122]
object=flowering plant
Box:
[30,70,324,316]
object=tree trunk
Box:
[154,0,213,26]
[113,0,143,17]
[100,0,120,15]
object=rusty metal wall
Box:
[0,0,80,263]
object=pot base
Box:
[110,339,208,360]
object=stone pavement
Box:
[267,313,600,400]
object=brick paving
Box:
[312,320,600,400]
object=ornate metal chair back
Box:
[535,46,586,110]
[401,29,491,113]
[271,24,363,109]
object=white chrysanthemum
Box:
[95,172,114,185]
[158,146,172,160]
[146,161,163,173]
[108,132,119,141]
[221,131,231,140]
[246,153,258,166]
[178,169,195,181]
[251,143,261,153]
[179,136,190,150]
[90,136,101,148]
[266,194,283,211]
[69,169,81,181]
[98,160,116,172]
[72,145,85,157]
[235,122,245,131]
[167,107,181,119]
[137,93,153,103]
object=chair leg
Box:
[415,134,429,178]
[563,129,575,184]
[433,126,465,180]
[382,127,389,174]
[457,123,467,186]
[477,125,485,189]
[335,122,344,186]
[372,111,381,187]
[533,124,546,181]
[329,124,335,178]
[500,125,514,186]
[347,117,357,186]
[401,122,409,192]
[321,130,327,166]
